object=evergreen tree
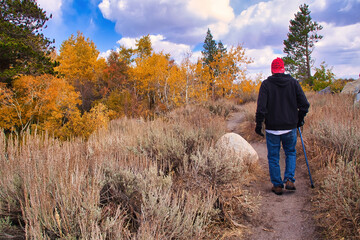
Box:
[201,29,232,100]
[201,29,218,66]
[0,0,55,85]
[283,4,322,84]
[217,41,227,57]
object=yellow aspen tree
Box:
[237,75,262,103]
[135,34,153,59]
[167,64,187,107]
[56,31,106,111]
[179,53,202,105]
[60,103,111,140]
[196,61,215,102]
[131,52,171,111]
[209,45,252,99]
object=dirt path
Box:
[227,109,319,240]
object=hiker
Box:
[255,57,310,195]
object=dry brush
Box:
[0,102,259,239]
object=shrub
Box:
[305,93,360,164]
[0,132,126,239]
[304,93,360,238]
[329,79,347,93]
[204,99,236,119]
[237,79,261,104]
[314,160,360,239]
[0,104,258,239]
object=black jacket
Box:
[256,73,310,130]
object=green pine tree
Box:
[201,29,218,66]
[0,0,56,85]
[283,4,323,84]
[217,41,227,57]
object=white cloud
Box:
[313,22,360,77]
[98,0,234,45]
[37,0,63,22]
[224,0,305,48]
[97,0,360,79]
[117,37,137,49]
[187,0,234,22]
[189,51,202,63]
[151,35,192,62]
[315,22,360,51]
[116,35,192,63]
[246,46,283,77]
[243,21,360,79]
[98,0,111,18]
[99,49,113,60]
[310,0,327,12]
[339,0,356,12]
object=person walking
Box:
[255,58,310,195]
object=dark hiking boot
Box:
[285,180,296,190]
[271,186,283,195]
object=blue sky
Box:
[39,0,360,79]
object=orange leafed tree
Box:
[101,50,137,119]
[102,50,129,95]
[0,75,80,134]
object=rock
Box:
[355,92,360,106]
[318,86,331,94]
[216,133,259,163]
[341,78,360,95]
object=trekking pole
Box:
[298,127,315,188]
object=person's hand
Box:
[255,125,264,137]
[297,119,304,128]
[297,115,305,128]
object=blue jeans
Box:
[266,129,297,187]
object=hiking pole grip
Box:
[298,127,315,188]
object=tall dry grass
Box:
[304,93,360,239]
[0,103,258,239]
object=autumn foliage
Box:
[1,31,259,139]
[0,75,79,133]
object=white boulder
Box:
[216,133,259,163]
[341,78,360,95]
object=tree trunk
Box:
[185,76,189,105]
[305,36,311,81]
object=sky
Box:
[38,0,360,79]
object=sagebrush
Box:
[0,103,258,239]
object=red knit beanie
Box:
[271,58,285,73]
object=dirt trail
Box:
[227,109,319,240]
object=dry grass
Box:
[0,104,259,239]
[304,92,360,239]
[203,99,238,119]
[231,101,261,143]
